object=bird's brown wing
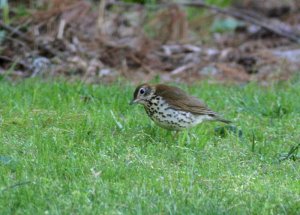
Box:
[155,84,231,123]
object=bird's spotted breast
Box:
[144,96,199,130]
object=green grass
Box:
[0,79,299,214]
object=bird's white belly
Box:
[152,112,192,130]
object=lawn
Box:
[0,79,299,214]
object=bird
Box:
[130,83,231,131]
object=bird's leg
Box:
[186,130,191,145]
[174,130,180,138]
[191,133,197,140]
[172,130,180,142]
[178,130,190,146]
[172,130,191,145]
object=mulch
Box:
[1,0,300,84]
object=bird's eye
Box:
[139,88,145,95]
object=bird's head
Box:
[130,83,154,105]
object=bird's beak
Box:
[129,99,138,105]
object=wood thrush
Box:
[130,83,231,130]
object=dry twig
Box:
[108,0,300,43]
[183,1,300,43]
[0,20,63,57]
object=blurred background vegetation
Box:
[0,0,299,83]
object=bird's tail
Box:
[215,116,232,124]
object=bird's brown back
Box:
[154,84,218,117]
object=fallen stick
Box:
[108,1,300,43]
[170,63,195,75]
[0,20,63,57]
[183,1,300,43]
[0,55,31,69]
[129,54,154,74]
